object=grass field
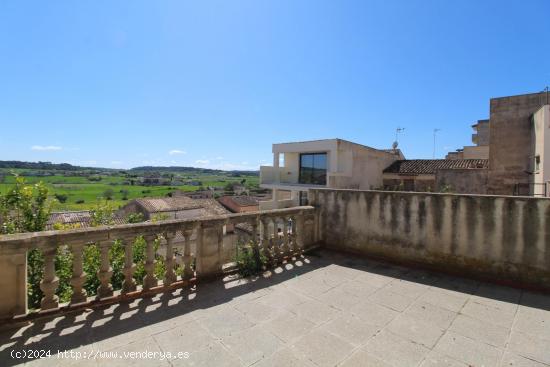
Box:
[0,170,259,211]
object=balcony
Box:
[2,189,550,366]
[259,166,298,187]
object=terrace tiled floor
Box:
[1,249,550,367]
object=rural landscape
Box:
[0,161,260,211]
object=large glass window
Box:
[299,153,327,185]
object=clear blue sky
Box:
[1,1,549,170]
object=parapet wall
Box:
[310,189,550,290]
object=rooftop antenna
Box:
[394,127,405,150]
[545,86,549,105]
[433,128,441,159]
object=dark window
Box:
[299,153,327,185]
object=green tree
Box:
[0,176,51,234]
[0,176,52,308]
[102,188,115,200]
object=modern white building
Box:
[532,104,550,196]
[259,139,403,210]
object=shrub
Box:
[235,241,267,277]
[75,199,85,204]
[54,193,68,203]
[127,212,145,223]
[90,200,115,226]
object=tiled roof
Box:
[221,195,259,207]
[46,211,126,230]
[383,159,489,175]
[134,197,202,213]
[134,197,231,217]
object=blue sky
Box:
[1,0,549,170]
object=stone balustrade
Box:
[0,206,317,321]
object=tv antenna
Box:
[394,127,405,149]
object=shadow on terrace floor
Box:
[1,248,549,366]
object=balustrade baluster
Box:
[296,213,305,253]
[40,246,59,310]
[290,216,297,254]
[271,217,280,264]
[122,237,137,294]
[183,226,194,280]
[97,240,114,298]
[261,217,273,262]
[283,216,290,256]
[143,235,158,290]
[251,219,259,251]
[70,243,87,304]
[217,221,224,267]
[164,232,176,286]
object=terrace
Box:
[1,188,550,366]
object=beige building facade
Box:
[532,104,550,196]
[259,139,403,209]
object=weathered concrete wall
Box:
[436,169,488,194]
[310,188,550,290]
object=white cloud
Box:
[169,149,186,155]
[111,161,123,165]
[195,159,210,165]
[31,145,62,151]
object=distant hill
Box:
[0,160,93,171]
[130,166,259,176]
[0,160,258,175]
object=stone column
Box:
[271,189,280,209]
[196,221,224,278]
[0,247,28,318]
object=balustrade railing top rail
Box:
[0,206,317,320]
[0,206,315,250]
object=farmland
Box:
[0,164,260,211]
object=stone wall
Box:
[310,188,550,290]
[435,169,488,194]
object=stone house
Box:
[218,195,259,213]
[46,210,126,230]
[118,196,238,265]
[382,159,489,194]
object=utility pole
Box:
[433,129,441,159]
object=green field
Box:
[0,169,259,211]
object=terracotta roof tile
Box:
[383,159,488,175]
